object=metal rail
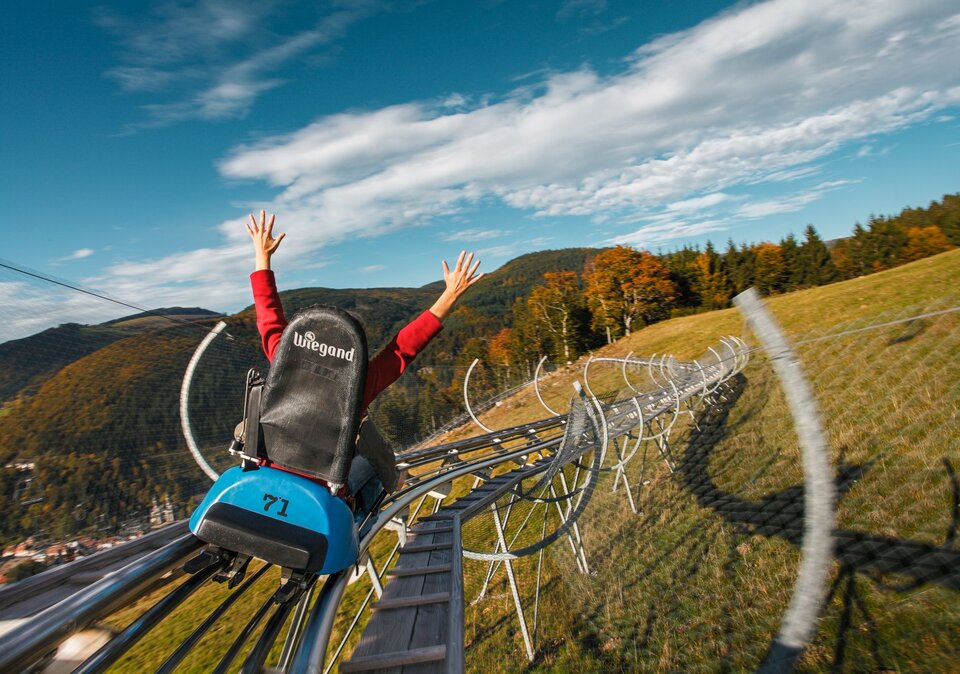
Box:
[0,533,202,672]
[0,522,189,620]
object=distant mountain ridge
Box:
[1,250,598,407]
[103,306,222,326]
[0,307,223,403]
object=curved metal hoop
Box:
[464,358,495,433]
[621,351,641,394]
[462,427,603,561]
[180,321,227,482]
[533,355,561,416]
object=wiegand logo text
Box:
[293,331,355,361]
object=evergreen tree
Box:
[864,215,908,271]
[831,223,868,278]
[416,371,441,436]
[723,239,752,296]
[800,224,839,286]
[939,194,960,245]
[779,233,803,291]
[732,242,756,295]
[660,246,702,311]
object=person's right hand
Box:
[245,210,285,271]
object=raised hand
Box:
[245,210,285,271]
[430,250,484,320]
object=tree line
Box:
[370,193,957,447]
[496,192,958,369]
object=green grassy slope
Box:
[452,249,959,672]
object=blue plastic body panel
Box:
[189,465,358,575]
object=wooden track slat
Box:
[400,542,452,554]
[372,592,450,610]
[403,542,454,674]
[386,564,452,578]
[410,526,454,534]
[339,645,446,673]
[349,545,432,662]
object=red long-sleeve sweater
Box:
[250,270,442,413]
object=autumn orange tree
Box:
[583,246,677,343]
[695,242,730,310]
[752,242,786,294]
[486,327,513,387]
[902,225,954,262]
[527,271,585,364]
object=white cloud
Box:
[664,193,734,214]
[856,143,891,158]
[31,0,957,341]
[607,219,730,249]
[360,264,385,273]
[441,229,508,242]
[99,1,381,128]
[477,244,519,258]
[55,248,95,263]
[477,236,554,260]
[734,180,858,219]
[219,0,960,244]
[557,0,607,21]
[0,278,134,344]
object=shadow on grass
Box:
[496,373,958,672]
[677,374,960,670]
[679,375,960,592]
[886,318,929,346]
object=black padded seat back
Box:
[259,306,368,484]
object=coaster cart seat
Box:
[187,306,368,599]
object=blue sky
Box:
[2,0,959,340]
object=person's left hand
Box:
[246,210,285,271]
[430,250,483,320]
[442,250,484,300]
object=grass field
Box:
[99,250,959,672]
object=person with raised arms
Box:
[245,209,484,523]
